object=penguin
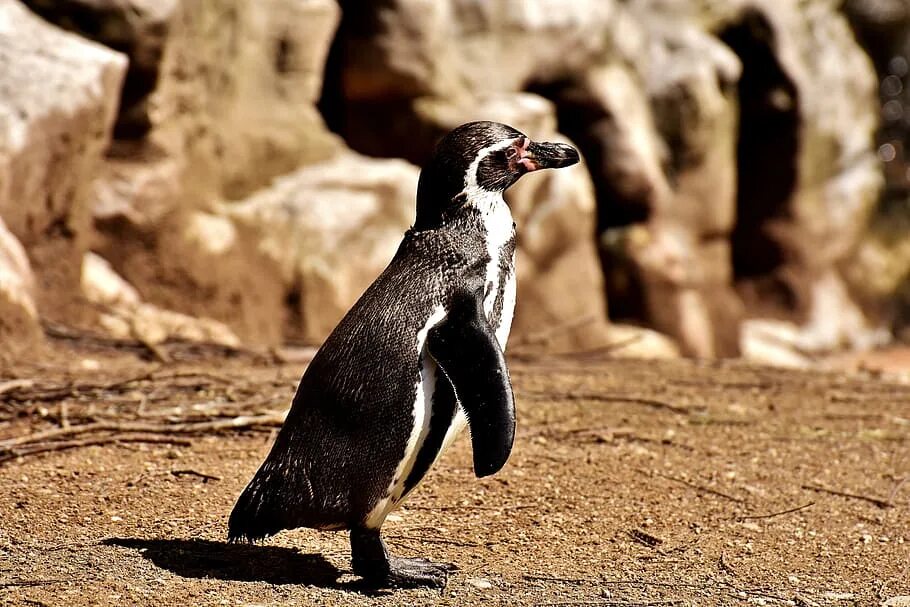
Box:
[228,121,580,588]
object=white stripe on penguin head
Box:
[461,137,522,202]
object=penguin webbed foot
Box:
[350,527,455,589]
[384,556,455,589]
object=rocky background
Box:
[1,0,908,366]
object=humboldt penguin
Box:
[228,121,580,588]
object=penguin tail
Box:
[227,471,285,544]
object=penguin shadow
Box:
[102,537,344,589]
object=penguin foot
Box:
[350,527,456,589]
[382,556,454,589]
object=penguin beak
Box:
[519,141,580,171]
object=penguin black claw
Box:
[375,558,452,590]
[228,121,580,580]
[350,527,455,589]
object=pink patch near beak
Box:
[516,137,539,171]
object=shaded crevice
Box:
[720,11,800,313]
[316,2,348,139]
[23,0,167,140]
[317,0,439,163]
[528,80,652,232]
[526,79,649,323]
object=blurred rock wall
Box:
[0,0,906,362]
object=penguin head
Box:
[415,121,580,230]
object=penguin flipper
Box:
[427,287,515,478]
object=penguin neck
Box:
[460,189,515,285]
[464,188,513,247]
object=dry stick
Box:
[888,476,908,504]
[0,436,192,463]
[406,503,534,512]
[523,574,597,585]
[0,369,240,404]
[0,372,156,403]
[550,334,646,360]
[0,579,70,588]
[538,601,686,607]
[802,484,893,509]
[170,469,221,482]
[735,501,815,521]
[0,379,36,397]
[524,575,707,590]
[509,314,597,348]
[526,392,694,415]
[0,413,286,450]
[386,534,481,547]
[638,468,745,503]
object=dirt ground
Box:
[1,339,909,607]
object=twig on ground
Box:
[406,503,534,512]
[170,469,221,482]
[41,321,262,363]
[718,553,738,577]
[735,502,815,521]
[524,575,710,591]
[888,476,908,504]
[627,528,664,548]
[386,534,481,547]
[523,574,597,585]
[637,468,745,503]
[508,314,597,349]
[0,579,69,588]
[0,435,192,463]
[0,369,248,405]
[537,601,687,607]
[0,379,36,398]
[524,392,694,415]
[0,412,286,451]
[801,483,892,509]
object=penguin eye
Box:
[505,147,519,160]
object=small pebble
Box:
[466,577,493,590]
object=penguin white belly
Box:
[364,306,445,529]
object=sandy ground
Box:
[1,342,909,607]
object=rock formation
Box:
[0,0,904,364]
[0,0,125,342]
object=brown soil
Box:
[1,340,909,607]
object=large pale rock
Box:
[843,207,910,334]
[160,0,342,199]
[740,271,890,370]
[0,217,40,351]
[0,0,126,246]
[27,0,342,202]
[602,324,681,360]
[0,0,126,334]
[92,209,287,345]
[81,252,240,347]
[55,0,345,344]
[342,0,621,101]
[24,0,177,139]
[223,152,419,343]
